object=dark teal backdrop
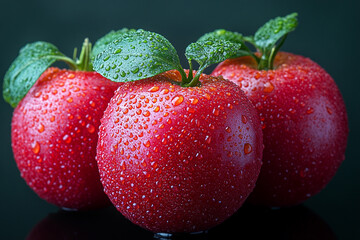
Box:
[1,0,359,239]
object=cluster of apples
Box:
[3,13,348,233]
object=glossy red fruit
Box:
[212,52,348,207]
[11,67,120,210]
[96,70,263,233]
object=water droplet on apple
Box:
[244,143,252,154]
[189,97,199,105]
[241,115,248,124]
[34,91,42,98]
[63,134,72,144]
[31,141,40,154]
[86,124,96,133]
[212,108,220,116]
[263,82,274,93]
[148,86,160,92]
[143,110,150,117]
[306,107,314,114]
[37,124,45,133]
[89,101,96,108]
[172,95,184,106]
[144,140,151,148]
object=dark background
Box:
[1,0,359,239]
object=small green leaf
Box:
[3,41,66,107]
[197,29,245,45]
[197,29,259,63]
[185,39,246,69]
[93,30,182,82]
[254,13,298,52]
[183,39,247,87]
[91,28,136,60]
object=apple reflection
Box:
[26,206,152,240]
[27,204,336,240]
[208,204,337,239]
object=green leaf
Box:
[93,29,182,82]
[3,41,66,107]
[197,29,245,45]
[91,28,136,60]
[183,39,248,87]
[185,39,246,70]
[197,29,258,53]
[254,12,298,52]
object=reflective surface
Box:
[26,207,152,240]
[2,173,356,239]
[23,204,337,240]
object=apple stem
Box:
[54,38,94,72]
[75,38,93,71]
[257,34,288,70]
[182,67,204,87]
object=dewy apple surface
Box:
[94,29,263,233]
[208,13,348,207]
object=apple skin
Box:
[212,52,348,207]
[11,67,120,210]
[96,70,263,233]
